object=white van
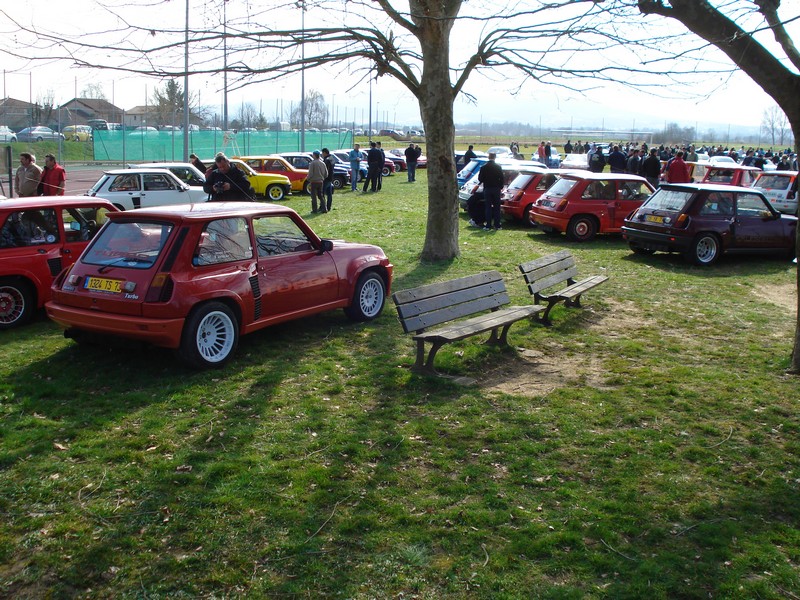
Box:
[752,170,798,215]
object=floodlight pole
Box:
[183,0,190,161]
[300,0,306,152]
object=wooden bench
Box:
[392,270,544,378]
[518,250,608,325]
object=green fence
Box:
[92,130,353,162]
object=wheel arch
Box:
[0,274,42,308]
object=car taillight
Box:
[674,213,690,228]
[555,198,569,211]
[144,273,174,302]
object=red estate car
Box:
[528,172,655,241]
[0,197,118,329]
[621,183,797,265]
[47,203,393,368]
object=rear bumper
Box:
[620,226,692,252]
[46,302,185,348]
[529,210,568,232]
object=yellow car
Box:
[62,125,93,142]
[203,158,292,201]
[236,155,309,194]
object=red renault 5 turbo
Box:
[47,203,393,368]
[528,172,655,241]
[0,197,117,329]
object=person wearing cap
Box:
[203,153,255,201]
[307,150,328,213]
[39,154,66,196]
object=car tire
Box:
[0,278,35,330]
[523,204,537,227]
[73,136,80,142]
[566,216,598,242]
[302,180,310,195]
[36,136,43,142]
[381,166,391,177]
[629,243,656,255]
[178,302,239,369]
[686,233,720,266]
[332,176,345,189]
[265,184,286,201]
[344,272,385,322]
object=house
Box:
[0,97,40,130]
[58,98,124,126]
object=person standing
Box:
[564,140,573,154]
[665,151,691,183]
[203,153,256,201]
[588,145,606,173]
[479,152,504,231]
[376,141,386,191]
[405,142,419,182]
[462,145,477,168]
[544,141,553,167]
[189,154,206,173]
[641,148,662,188]
[347,143,361,191]
[307,150,327,212]
[39,154,66,196]
[321,148,336,212]
[15,153,43,197]
[363,141,382,193]
[607,145,627,173]
[626,149,642,176]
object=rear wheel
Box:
[344,272,386,322]
[332,175,345,189]
[178,302,239,369]
[686,233,720,266]
[302,180,310,195]
[566,216,598,242]
[382,166,391,177]
[265,184,286,201]
[0,278,35,330]
[523,203,536,227]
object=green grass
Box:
[1,170,799,598]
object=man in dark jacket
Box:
[203,154,256,201]
[363,142,383,193]
[607,145,627,173]
[404,142,421,182]
[479,153,504,231]
[641,149,662,188]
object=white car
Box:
[0,125,18,143]
[752,170,798,215]
[87,168,208,210]
[130,162,206,187]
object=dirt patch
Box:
[754,282,797,314]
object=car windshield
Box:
[755,174,792,190]
[82,221,174,269]
[642,189,694,212]
[544,178,578,198]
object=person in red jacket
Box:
[39,154,66,196]
[665,151,691,183]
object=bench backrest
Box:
[392,271,510,333]
[518,250,578,295]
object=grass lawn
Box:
[1,169,799,599]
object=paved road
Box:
[1,164,114,198]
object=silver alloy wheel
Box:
[194,309,236,363]
[358,276,384,318]
[694,235,719,264]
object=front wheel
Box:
[566,216,598,242]
[0,278,35,330]
[302,180,310,195]
[265,184,286,201]
[36,136,44,142]
[344,272,386,322]
[685,233,720,266]
[332,176,345,189]
[382,166,391,177]
[178,302,239,369]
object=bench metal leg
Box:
[536,301,559,327]
[565,293,583,308]
[413,339,445,375]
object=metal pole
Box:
[183,0,190,161]
[223,0,228,131]
[300,0,305,152]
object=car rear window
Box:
[507,173,534,190]
[544,178,577,198]
[642,189,694,212]
[755,174,792,190]
[82,221,174,269]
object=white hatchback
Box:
[86,168,208,210]
[752,170,798,215]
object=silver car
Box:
[16,126,65,143]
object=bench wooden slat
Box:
[394,279,507,319]
[414,305,543,343]
[399,291,510,333]
[526,266,579,295]
[518,249,573,274]
[392,271,502,304]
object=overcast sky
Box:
[1,0,795,134]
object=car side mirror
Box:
[318,239,333,254]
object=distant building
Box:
[0,97,39,130]
[58,98,124,126]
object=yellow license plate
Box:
[84,276,122,293]
[645,215,664,223]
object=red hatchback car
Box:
[47,203,393,368]
[500,167,570,224]
[0,197,118,329]
[528,172,655,241]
